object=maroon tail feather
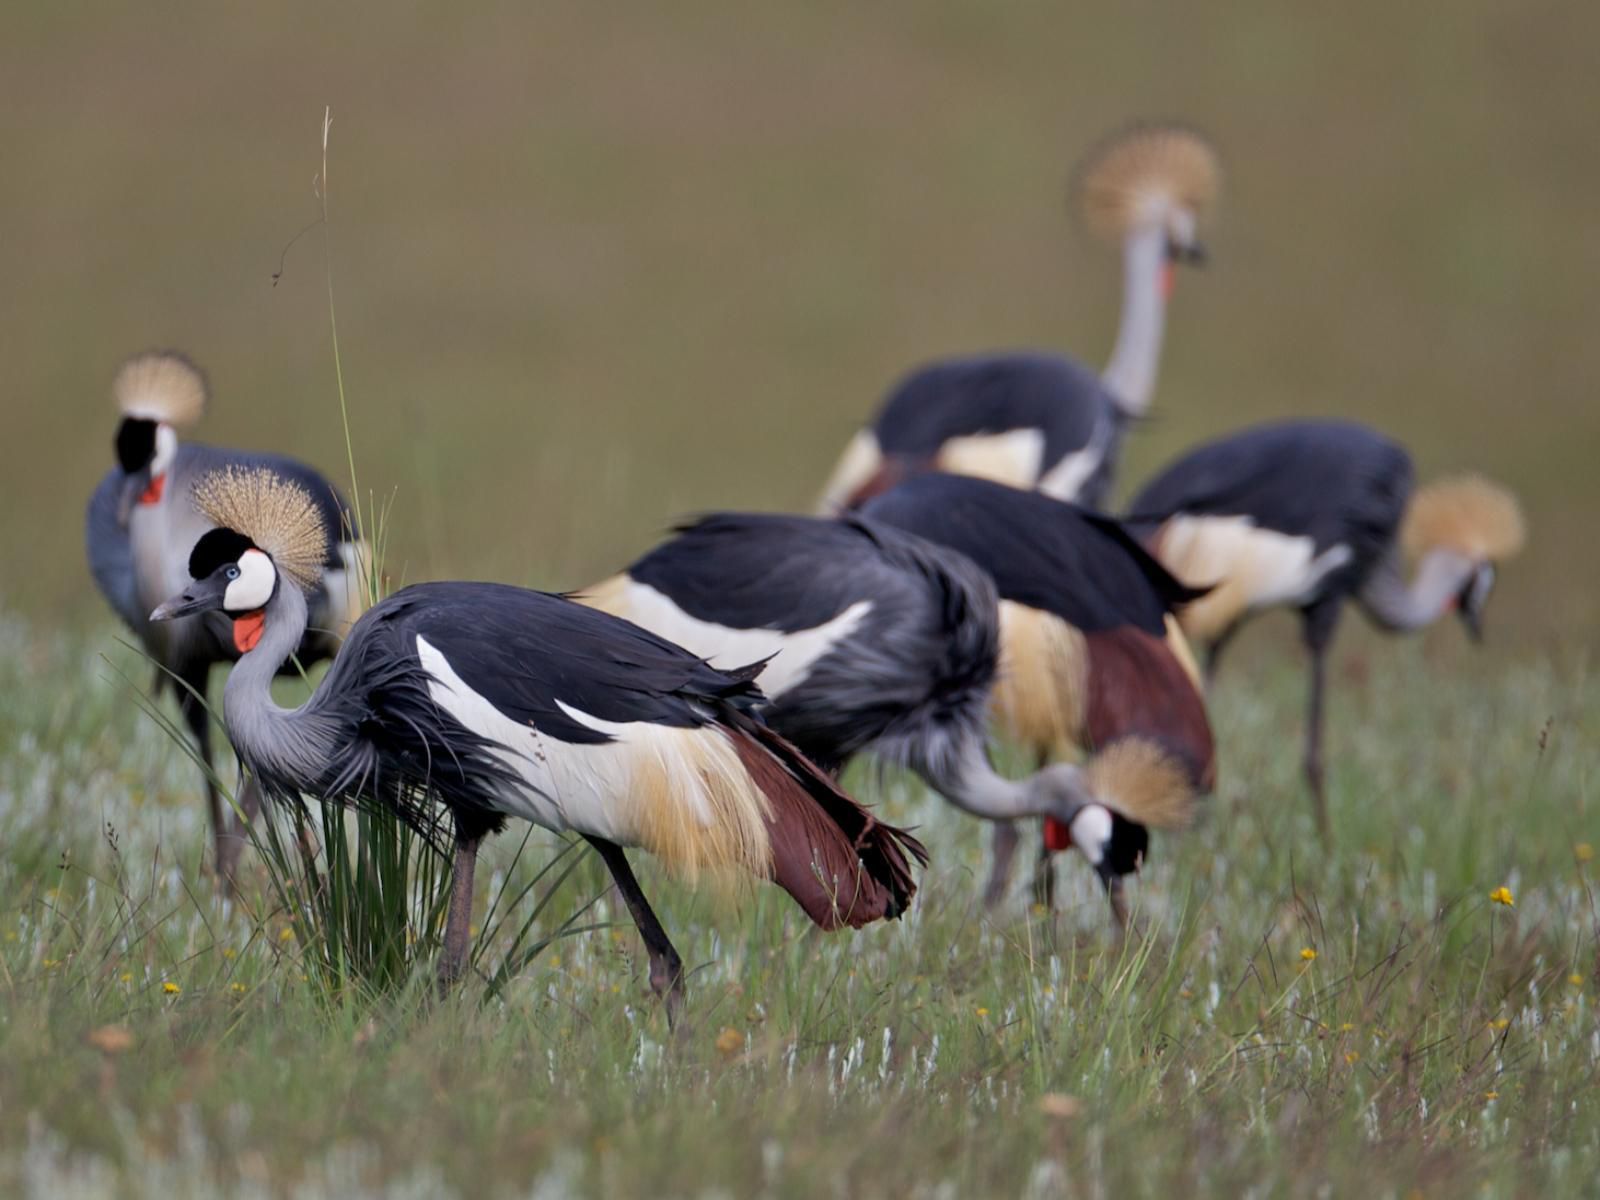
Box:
[724,715,927,929]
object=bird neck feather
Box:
[1101,223,1169,419]
[1358,548,1471,632]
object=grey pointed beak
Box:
[1167,240,1207,266]
[150,578,226,623]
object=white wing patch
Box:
[1036,418,1112,502]
[602,581,872,700]
[816,429,883,515]
[414,636,772,878]
[936,428,1045,490]
[1155,516,1353,641]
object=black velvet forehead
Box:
[115,417,157,473]
[188,527,257,580]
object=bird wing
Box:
[1126,420,1414,552]
[392,582,766,746]
[873,352,1112,472]
[84,467,145,630]
[863,473,1186,635]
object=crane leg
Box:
[982,822,1020,908]
[1301,602,1340,842]
[438,828,482,989]
[1030,841,1057,912]
[1106,875,1130,932]
[586,835,685,1021]
[174,668,230,887]
[216,775,264,889]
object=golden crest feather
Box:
[1076,122,1221,243]
[1085,738,1197,831]
[113,350,208,427]
[191,466,330,592]
[1401,475,1526,563]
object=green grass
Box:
[2,613,1595,1196]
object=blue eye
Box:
[225,566,240,581]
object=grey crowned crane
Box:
[578,514,1184,899]
[84,350,367,881]
[817,123,1220,514]
[860,474,1216,924]
[148,467,925,1006]
[1125,419,1526,835]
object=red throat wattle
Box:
[1161,262,1178,301]
[1042,816,1073,853]
[233,610,266,653]
[140,474,166,505]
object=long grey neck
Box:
[927,737,1083,824]
[1100,224,1169,419]
[223,583,340,792]
[1358,548,1471,632]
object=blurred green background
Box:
[3,1,1595,645]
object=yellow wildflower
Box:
[222,948,236,959]
[1569,974,1585,987]
[976,1006,990,1017]
[278,927,295,942]
[1483,1090,1499,1101]
[119,972,133,984]
[162,981,180,995]
[1489,886,1514,907]
[1338,1022,1356,1033]
[1576,843,1594,863]
[715,1027,745,1057]
[1344,1051,1360,1065]
[1488,1018,1510,1032]
[1299,947,1317,962]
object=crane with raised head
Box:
[859,472,1216,921]
[85,350,367,882]
[818,122,1220,513]
[1125,418,1526,836]
[148,466,926,1009]
[578,512,1194,907]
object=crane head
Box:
[1033,764,1150,885]
[112,418,178,524]
[150,528,277,623]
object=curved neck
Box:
[1100,224,1169,418]
[926,737,1074,823]
[1358,549,1470,632]
[223,583,337,792]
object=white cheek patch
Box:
[150,424,178,477]
[224,548,277,612]
[1070,805,1114,866]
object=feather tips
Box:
[1084,737,1197,831]
[113,350,208,427]
[191,465,331,592]
[1076,122,1221,243]
[1401,475,1526,563]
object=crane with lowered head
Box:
[149,465,926,1010]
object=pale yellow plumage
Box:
[1085,738,1197,831]
[990,602,1089,759]
[113,350,208,427]
[1077,123,1221,243]
[191,466,329,592]
[1402,475,1526,564]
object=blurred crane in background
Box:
[1125,419,1526,836]
[818,122,1220,514]
[84,350,367,883]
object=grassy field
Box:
[3,2,1599,1196]
[1,616,1595,1197]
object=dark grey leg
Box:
[982,822,1021,908]
[216,775,263,889]
[1106,875,1130,932]
[1031,839,1057,911]
[1301,601,1342,842]
[439,830,482,989]
[175,668,226,881]
[586,835,684,1018]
